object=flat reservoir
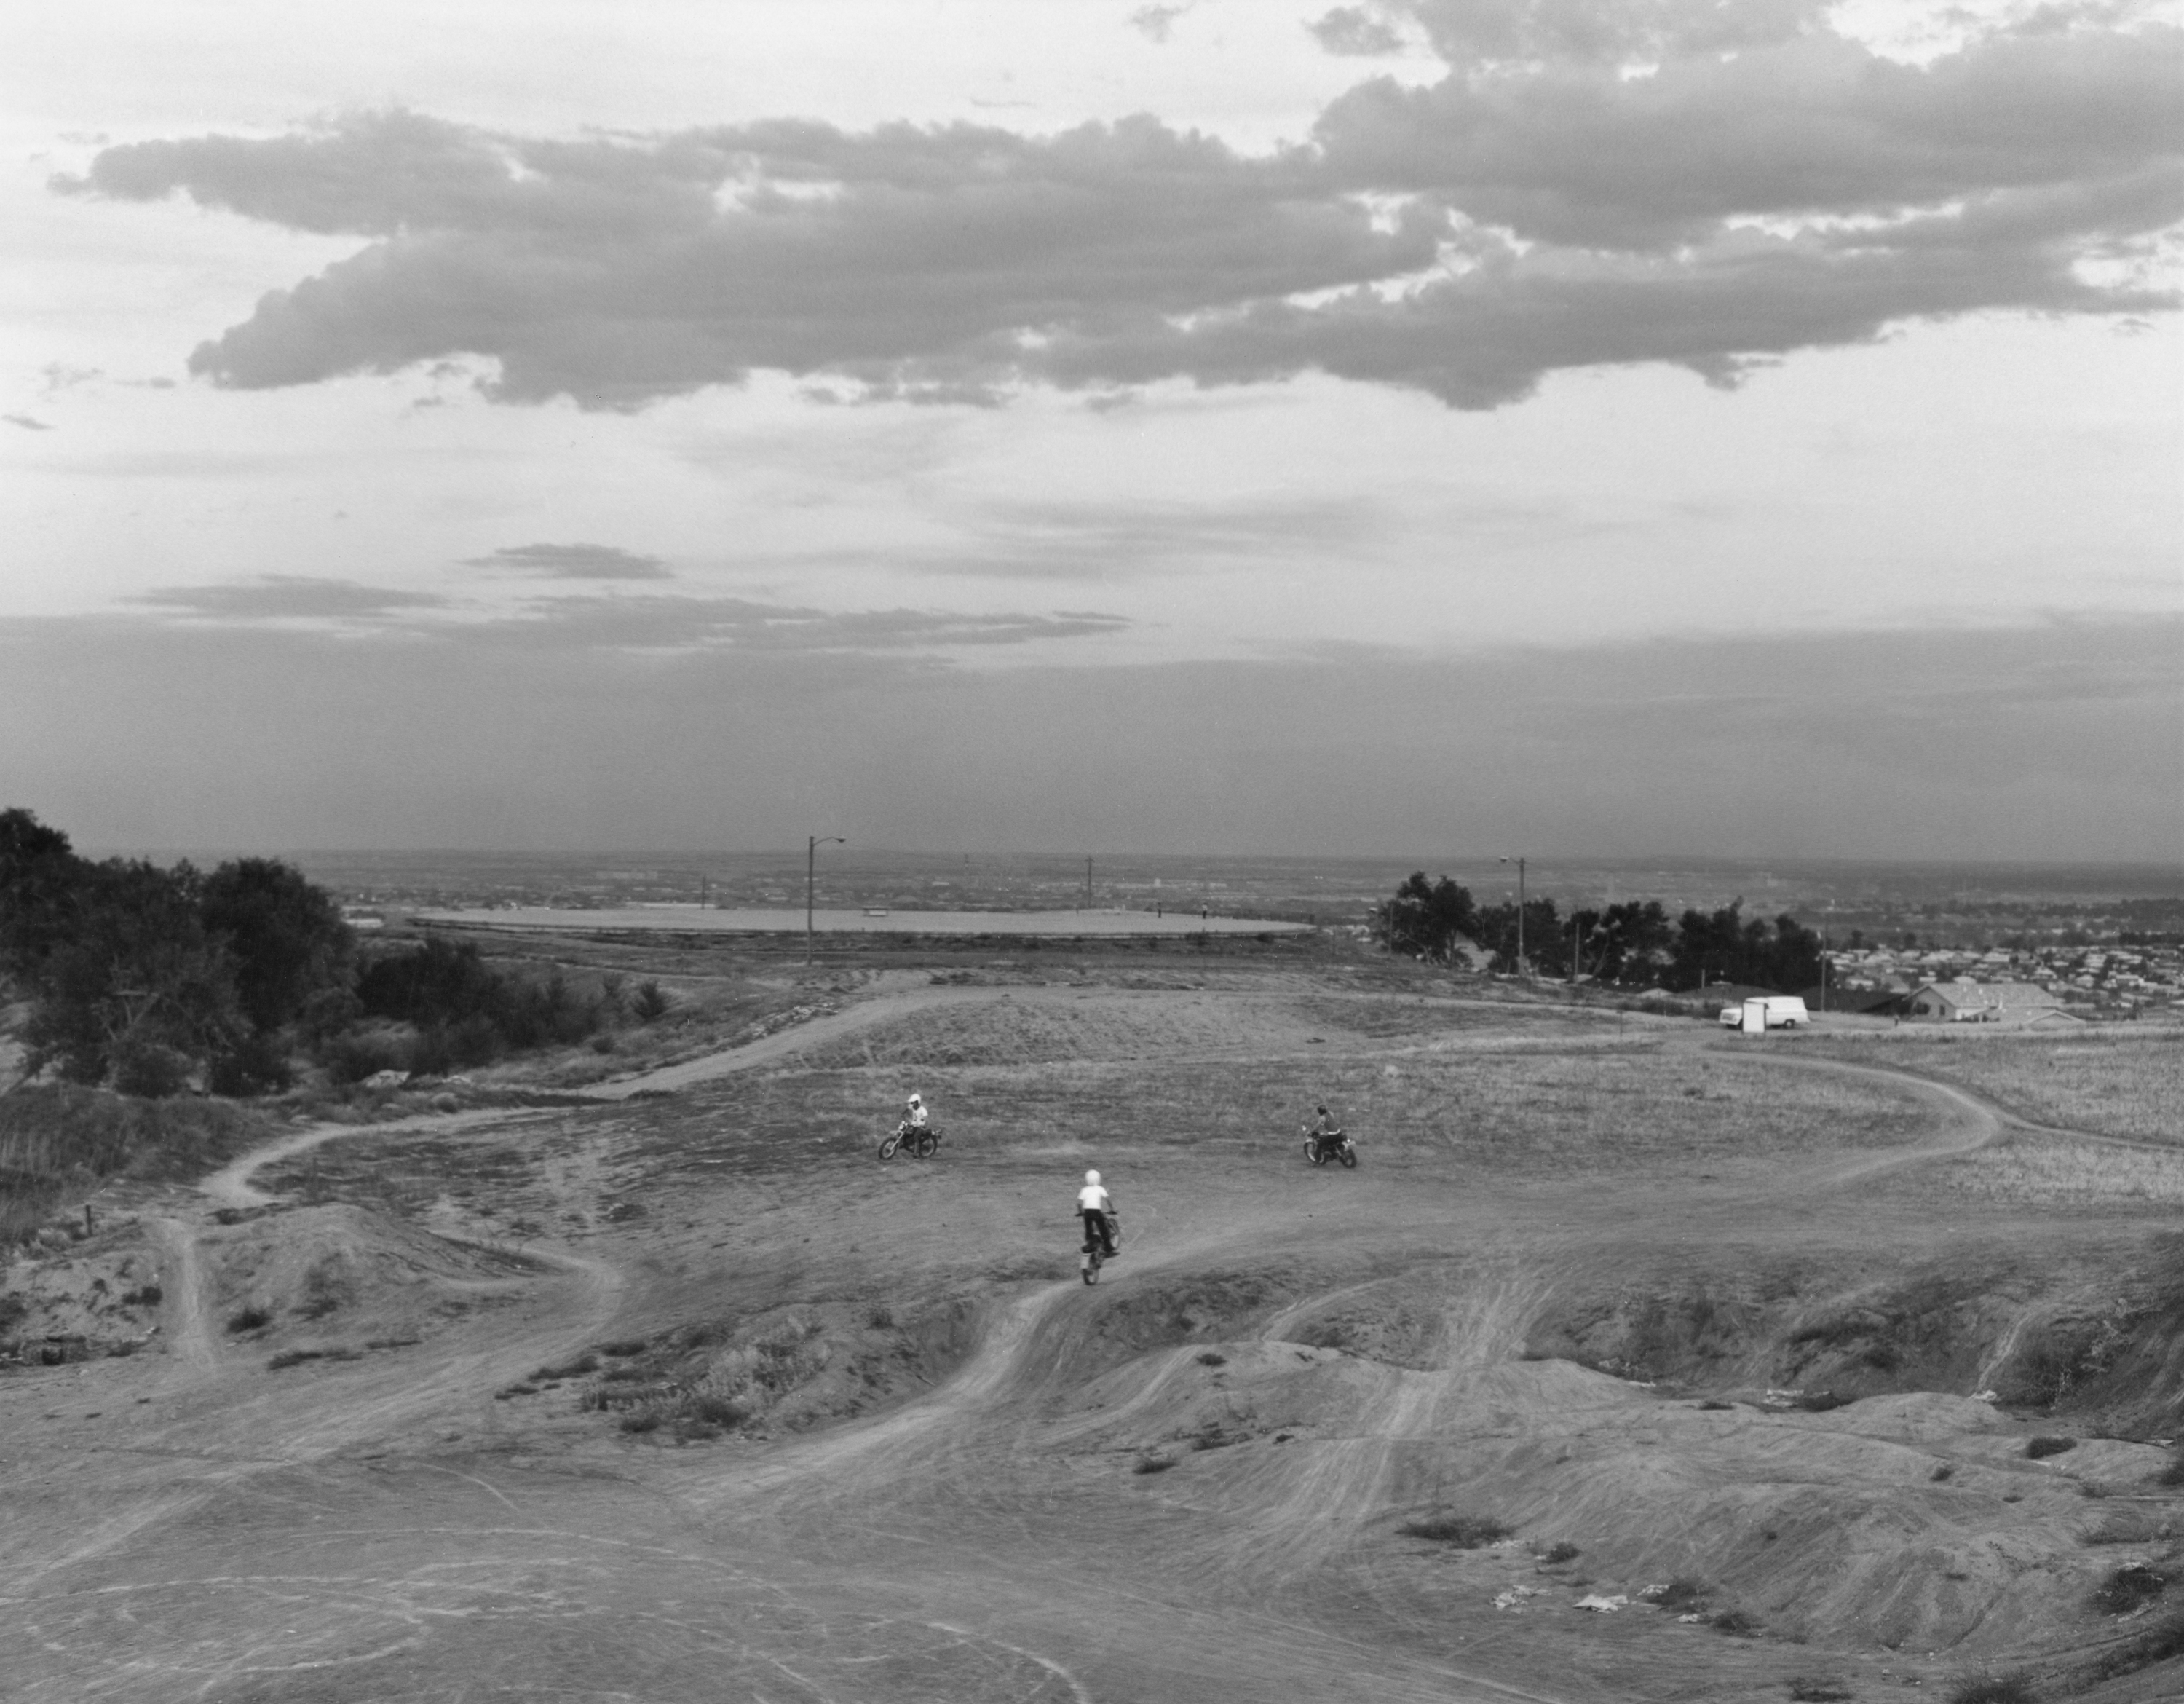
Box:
[407,904,1311,936]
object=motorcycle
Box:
[1080,1211,1120,1285]
[877,1121,941,1161]
[1302,1125,1358,1169]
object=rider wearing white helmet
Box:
[902,1092,928,1132]
[1077,1169,1117,1258]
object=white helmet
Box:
[908,1093,921,1105]
[1085,1169,1101,1186]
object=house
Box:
[1904,979,2079,1026]
[1796,984,1905,1017]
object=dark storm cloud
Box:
[1,611,2171,858]
[52,10,2180,410]
[467,542,671,580]
[132,576,448,621]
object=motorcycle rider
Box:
[1307,1104,1344,1163]
[899,1092,929,1140]
[1077,1169,1117,1258]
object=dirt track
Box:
[4,980,2178,1702]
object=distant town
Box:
[1826,939,2181,1019]
[287,849,2184,1022]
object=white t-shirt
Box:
[1077,1184,1110,1213]
[905,1104,928,1127]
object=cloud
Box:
[54,13,2180,411]
[4,414,53,431]
[39,363,102,393]
[1130,4,1193,43]
[1308,7,1407,55]
[1385,0,1828,70]
[925,495,1383,578]
[130,576,448,622]
[446,593,1132,654]
[1310,25,2184,251]
[120,574,1129,654]
[466,542,671,580]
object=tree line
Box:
[1376,871,1824,993]
[0,808,652,1098]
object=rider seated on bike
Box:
[899,1092,929,1138]
[1307,1104,1344,1161]
[1077,1169,1117,1258]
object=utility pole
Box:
[807,835,844,966]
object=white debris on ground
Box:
[1575,1594,1628,1612]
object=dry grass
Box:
[794,993,1320,1069]
[0,1084,271,1244]
[1938,1132,2184,1210]
[593,1043,1937,1196]
[1811,1030,2184,1144]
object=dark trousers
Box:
[1081,1209,1115,1256]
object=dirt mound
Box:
[515,1293,986,1443]
[1053,1266,1302,1389]
[1271,1272,1456,1368]
[1523,1236,2184,1429]
[202,1202,545,1353]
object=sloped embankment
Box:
[1522,1234,2184,1432]
[202,1201,548,1354]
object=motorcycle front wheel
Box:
[1081,1252,1100,1285]
[1303,1139,1324,1166]
[878,1135,901,1161]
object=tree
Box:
[1666,900,1823,993]
[1376,873,1479,962]
[0,807,84,986]
[23,859,245,1091]
[1474,896,1566,976]
[1574,899,1675,985]
[200,858,354,1034]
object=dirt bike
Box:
[1302,1125,1358,1169]
[1080,1212,1119,1285]
[877,1121,941,1161]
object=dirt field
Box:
[5,956,2183,1702]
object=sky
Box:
[1,0,2178,861]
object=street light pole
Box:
[807,835,844,966]
[1500,856,1526,976]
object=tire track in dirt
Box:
[197,1106,539,1207]
[141,1215,212,1376]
